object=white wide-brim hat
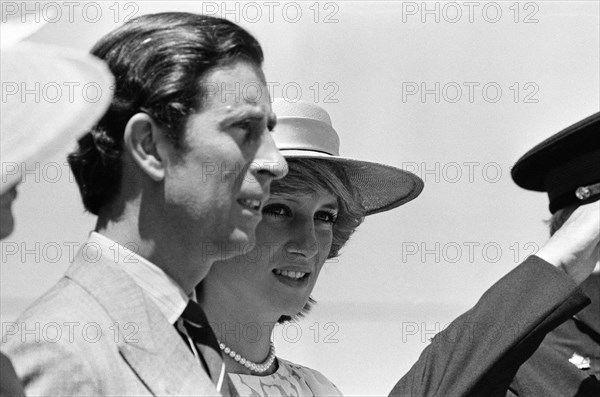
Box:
[0,21,114,195]
[272,99,424,215]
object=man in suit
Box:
[507,112,600,396]
[2,12,287,396]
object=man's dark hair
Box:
[68,12,264,215]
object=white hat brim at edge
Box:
[1,42,114,195]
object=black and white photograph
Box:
[1,1,599,396]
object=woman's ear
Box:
[123,113,165,181]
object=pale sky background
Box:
[1,1,599,395]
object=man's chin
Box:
[225,226,257,253]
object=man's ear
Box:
[123,113,165,182]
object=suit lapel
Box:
[66,250,218,396]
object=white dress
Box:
[228,358,344,396]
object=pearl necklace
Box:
[218,340,277,374]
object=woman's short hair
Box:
[276,158,366,323]
[67,12,264,215]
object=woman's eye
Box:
[263,204,290,218]
[315,211,338,224]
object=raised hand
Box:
[536,202,600,284]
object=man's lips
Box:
[237,198,262,212]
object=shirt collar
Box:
[89,231,194,324]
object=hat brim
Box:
[0,43,114,195]
[280,150,425,215]
[511,112,600,192]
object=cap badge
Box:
[575,186,591,200]
[568,352,591,370]
[575,182,600,201]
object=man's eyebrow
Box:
[218,107,266,127]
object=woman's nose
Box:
[285,220,319,260]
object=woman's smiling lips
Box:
[273,269,307,279]
[272,267,311,287]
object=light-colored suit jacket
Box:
[2,245,219,396]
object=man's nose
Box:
[250,132,288,181]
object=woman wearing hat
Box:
[197,98,423,395]
[196,99,599,396]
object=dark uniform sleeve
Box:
[506,274,600,396]
[389,256,590,397]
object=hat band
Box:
[575,182,600,201]
[278,148,336,156]
[545,148,600,213]
[551,186,600,213]
[274,118,340,156]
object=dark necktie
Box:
[177,300,238,396]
